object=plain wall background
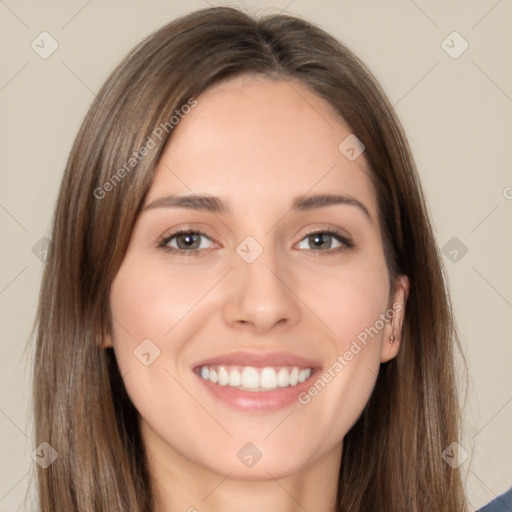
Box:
[0,1,510,510]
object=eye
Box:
[295,229,353,252]
[158,230,215,254]
[157,228,353,256]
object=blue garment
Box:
[478,487,512,512]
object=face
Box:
[108,74,408,481]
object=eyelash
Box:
[157,228,354,257]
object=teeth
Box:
[260,367,277,389]
[229,368,241,387]
[198,365,313,391]
[277,367,289,387]
[242,367,260,388]
[218,366,229,386]
[289,367,299,386]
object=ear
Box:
[101,333,113,348]
[380,274,409,363]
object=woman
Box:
[31,5,494,511]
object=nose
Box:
[222,245,301,335]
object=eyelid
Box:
[157,225,353,256]
[294,227,354,252]
[157,227,218,256]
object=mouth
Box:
[194,364,313,391]
[191,351,321,411]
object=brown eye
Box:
[174,232,202,250]
[296,230,352,252]
[159,230,214,253]
[307,233,337,250]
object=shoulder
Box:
[478,487,512,512]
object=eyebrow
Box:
[143,193,372,221]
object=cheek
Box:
[108,254,236,411]
[298,258,390,348]
[108,258,219,430]
[110,258,222,345]
[338,271,389,347]
[293,260,390,427]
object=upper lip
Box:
[192,350,321,370]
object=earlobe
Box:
[101,335,113,349]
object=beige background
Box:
[1,1,511,510]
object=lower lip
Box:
[194,370,318,412]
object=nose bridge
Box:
[222,234,301,333]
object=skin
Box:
[107,74,409,512]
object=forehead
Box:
[146,75,377,219]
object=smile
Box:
[197,365,313,391]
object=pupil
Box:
[178,233,199,249]
[311,233,330,249]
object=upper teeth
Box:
[199,365,312,391]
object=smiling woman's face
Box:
[108,74,408,481]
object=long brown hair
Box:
[30,6,468,511]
